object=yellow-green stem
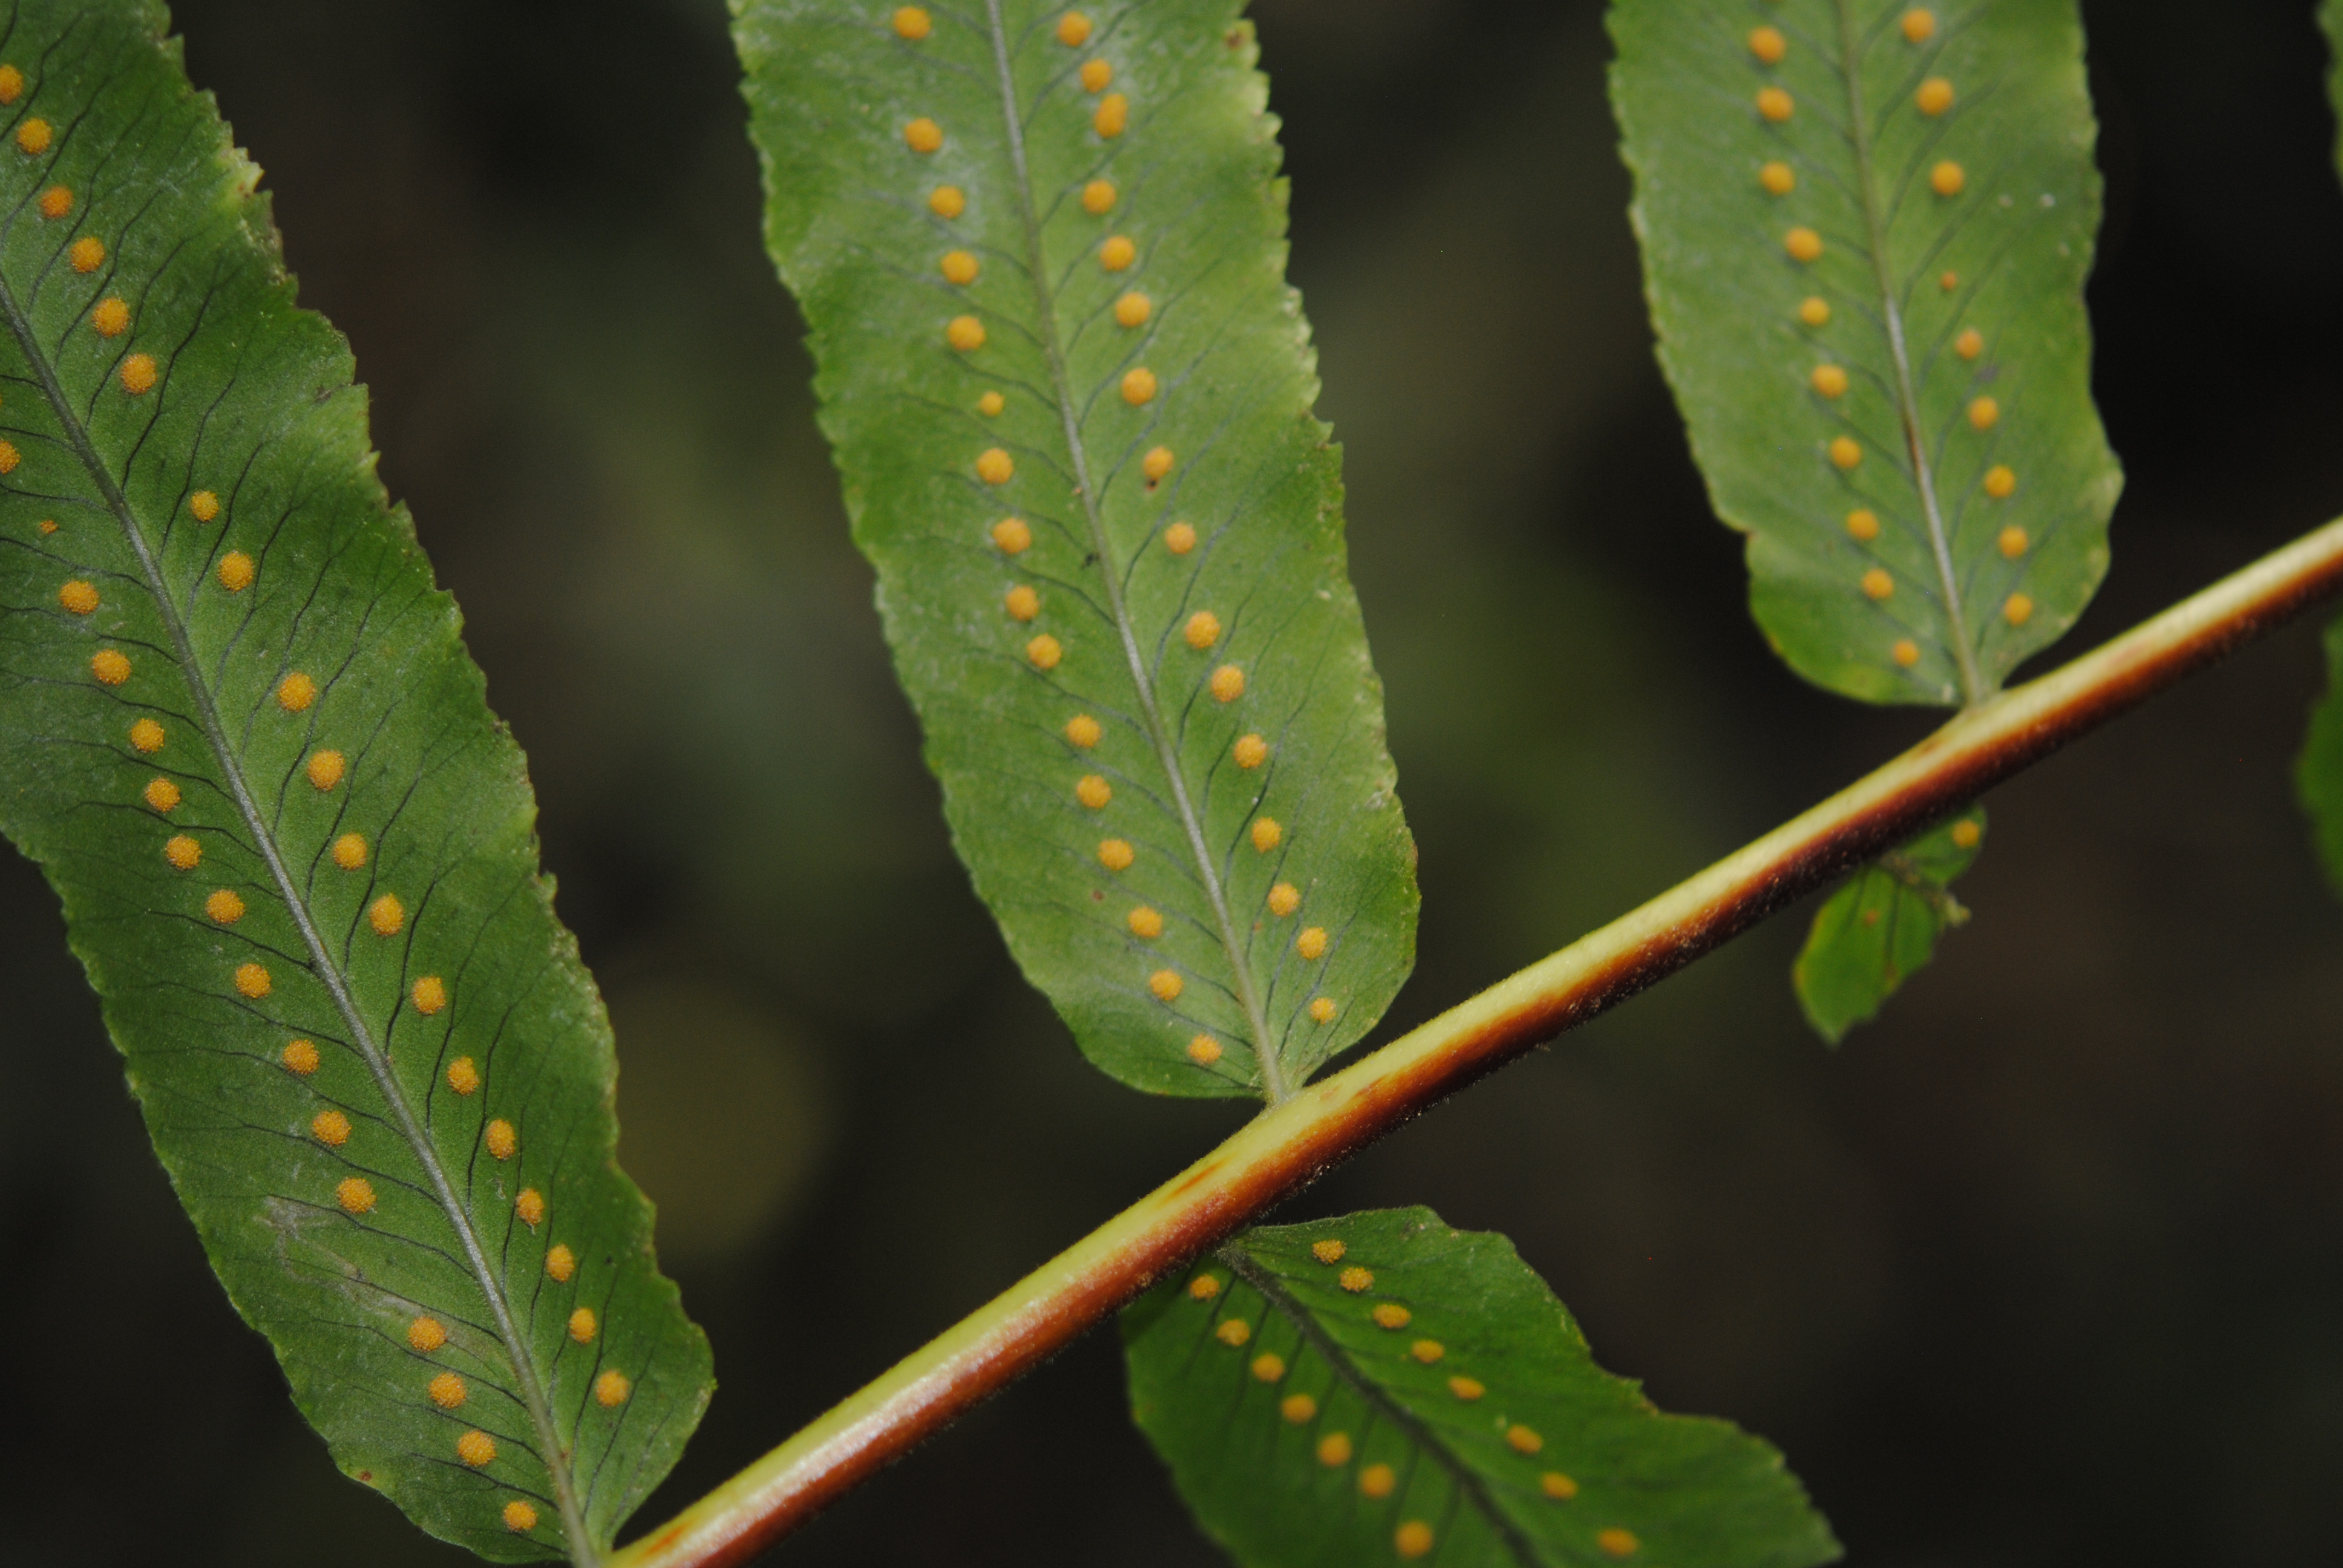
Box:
[614,517,2343,1568]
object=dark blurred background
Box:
[7,0,2343,1562]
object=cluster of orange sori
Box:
[406,1304,626,1538]
[1184,1241,1642,1561]
[892,10,1343,1065]
[289,881,627,1530]
[1748,11,2033,667]
[1035,501,1343,1059]
[381,1062,630,1535]
[905,8,1160,435]
[7,64,152,390]
[266,753,634,1534]
[122,644,423,1018]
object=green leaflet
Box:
[733,0,1418,1101]
[2326,1,2343,169]
[2298,621,2343,898]
[1126,1209,1838,1568]
[1611,0,2112,1039]
[0,4,708,1561]
[1610,0,2122,707]
[2301,7,2343,901]
[1792,809,1983,1044]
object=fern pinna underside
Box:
[736,0,1420,1103]
[0,3,709,1561]
[1611,0,2119,1036]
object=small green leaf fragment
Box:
[1125,1207,1840,1568]
[2297,18,2343,900]
[2296,618,2343,898]
[1792,811,1985,1044]
[2323,2,2343,174]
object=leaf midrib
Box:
[0,273,600,1562]
[1831,0,1984,705]
[1219,1241,1544,1566]
[977,0,1286,1102]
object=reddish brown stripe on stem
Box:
[612,518,2343,1568]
